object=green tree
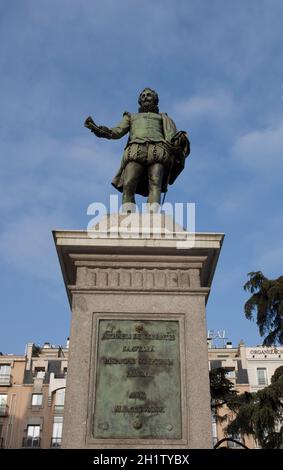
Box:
[244,271,283,346]
[210,367,238,414]
[226,366,283,449]
[210,368,245,448]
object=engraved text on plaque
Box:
[93,319,181,439]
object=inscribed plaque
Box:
[93,319,181,439]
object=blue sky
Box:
[1,0,283,354]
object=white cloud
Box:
[174,91,238,122]
[243,215,283,276]
[215,115,283,216]
[0,133,121,212]
[215,180,259,215]
[232,117,283,175]
[0,131,124,281]
[0,210,72,280]
[255,243,283,274]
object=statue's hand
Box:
[171,131,190,158]
[84,116,95,129]
[171,131,188,147]
[84,116,112,139]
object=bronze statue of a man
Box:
[84,88,190,209]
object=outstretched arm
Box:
[84,116,113,139]
[84,113,130,139]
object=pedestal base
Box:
[53,214,224,448]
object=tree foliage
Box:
[226,366,283,448]
[210,367,238,413]
[244,271,283,346]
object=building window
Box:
[210,360,222,370]
[227,434,243,448]
[0,365,11,375]
[0,423,4,448]
[0,365,11,385]
[23,425,40,448]
[34,367,45,379]
[51,416,63,448]
[31,394,43,407]
[212,414,218,448]
[224,368,236,379]
[0,394,8,416]
[54,388,65,413]
[257,368,268,386]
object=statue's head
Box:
[138,88,159,113]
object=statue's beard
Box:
[139,102,159,113]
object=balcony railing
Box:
[50,437,62,448]
[54,405,64,414]
[0,374,11,386]
[22,437,41,448]
[0,404,9,416]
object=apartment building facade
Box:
[0,341,68,449]
[0,338,282,448]
[208,339,283,448]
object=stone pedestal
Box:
[53,214,224,449]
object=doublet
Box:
[128,112,165,143]
[110,112,173,168]
[110,111,189,197]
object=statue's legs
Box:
[122,161,144,206]
[147,163,164,206]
